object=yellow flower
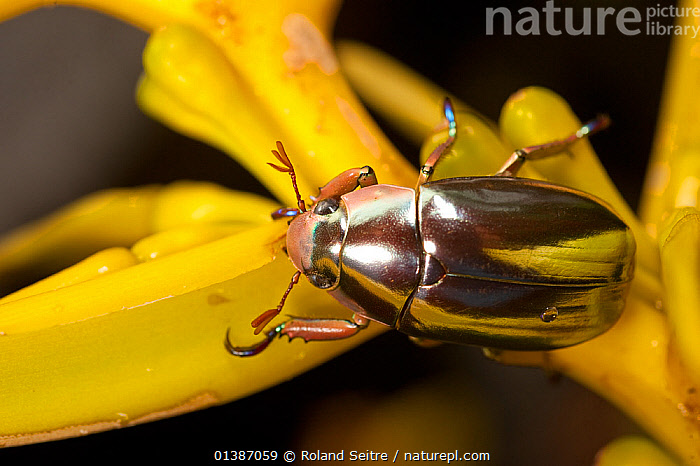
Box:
[0,0,401,447]
[0,0,698,464]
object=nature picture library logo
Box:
[486,2,700,38]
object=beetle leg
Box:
[311,166,377,204]
[250,271,301,334]
[282,313,369,341]
[495,114,611,177]
[416,97,457,188]
[225,314,369,357]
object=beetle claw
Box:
[224,326,281,357]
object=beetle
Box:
[225,98,636,357]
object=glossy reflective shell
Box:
[320,177,635,350]
[401,177,636,350]
[287,176,635,350]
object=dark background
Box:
[0,1,672,464]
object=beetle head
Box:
[286,196,347,290]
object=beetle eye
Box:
[307,272,335,289]
[313,198,339,216]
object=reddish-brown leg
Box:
[416,97,457,188]
[311,166,377,204]
[496,115,611,177]
[280,314,369,341]
[250,271,301,335]
[226,314,370,357]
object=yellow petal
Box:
[0,182,276,281]
[499,86,633,215]
[0,185,161,282]
[337,41,462,146]
[640,0,700,238]
[131,224,249,262]
[137,20,415,205]
[1,247,139,305]
[150,181,279,230]
[339,44,585,190]
[659,208,700,385]
[0,221,385,445]
[0,0,340,35]
[595,436,680,466]
[137,23,314,204]
[0,222,284,334]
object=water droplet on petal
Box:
[541,307,558,323]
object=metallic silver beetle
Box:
[226,99,635,357]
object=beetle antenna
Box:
[416,97,457,187]
[269,141,307,213]
[250,270,301,334]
